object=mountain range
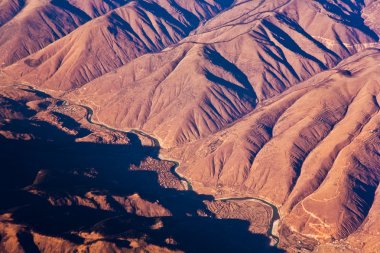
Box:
[1,0,380,252]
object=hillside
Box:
[67,0,379,147]
[1,0,232,90]
[165,49,380,251]
[0,0,380,252]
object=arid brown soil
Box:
[0,85,279,253]
[1,0,380,252]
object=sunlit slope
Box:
[2,0,232,90]
[172,49,380,249]
[68,0,379,146]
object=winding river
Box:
[216,197,280,246]
[81,104,280,246]
[17,84,280,248]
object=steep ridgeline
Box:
[0,0,136,67]
[0,1,380,252]
[172,49,380,251]
[0,85,280,253]
[67,0,379,147]
[2,0,233,90]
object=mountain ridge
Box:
[1,0,380,252]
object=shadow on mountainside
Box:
[0,118,284,253]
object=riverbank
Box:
[17,84,281,248]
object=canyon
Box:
[1,0,380,252]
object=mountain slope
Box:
[167,49,380,251]
[66,0,379,147]
[0,0,91,67]
[2,0,232,90]
[0,84,280,253]
[0,1,380,252]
